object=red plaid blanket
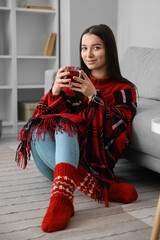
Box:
[16,77,137,184]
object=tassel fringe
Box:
[93,180,110,207]
[15,116,78,169]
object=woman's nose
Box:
[87,48,93,58]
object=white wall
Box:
[60,0,118,67]
[117,0,160,60]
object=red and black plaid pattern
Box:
[16,78,137,185]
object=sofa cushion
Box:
[130,97,160,158]
[120,47,160,100]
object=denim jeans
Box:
[31,129,80,181]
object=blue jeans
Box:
[31,129,80,181]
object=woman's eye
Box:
[94,46,100,50]
[81,47,87,50]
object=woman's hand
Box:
[71,70,97,101]
[52,67,71,95]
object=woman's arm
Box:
[32,67,75,117]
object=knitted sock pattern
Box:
[41,163,77,232]
[76,164,97,199]
[76,165,138,206]
[51,175,76,202]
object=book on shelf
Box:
[27,6,53,10]
[42,33,52,56]
[42,33,56,56]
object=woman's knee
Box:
[30,141,54,181]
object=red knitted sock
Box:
[41,163,77,232]
[76,164,97,199]
[76,165,138,206]
[108,183,138,204]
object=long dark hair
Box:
[79,24,135,87]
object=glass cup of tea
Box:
[64,66,81,82]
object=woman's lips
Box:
[86,60,96,64]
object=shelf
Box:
[0,7,11,11]
[18,85,45,89]
[0,86,12,89]
[18,88,44,103]
[0,0,59,136]
[0,89,13,125]
[16,11,58,56]
[2,121,13,127]
[17,55,56,59]
[17,58,55,86]
[16,8,56,14]
[0,58,12,86]
[0,55,12,58]
[0,9,12,56]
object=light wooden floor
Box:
[0,139,160,240]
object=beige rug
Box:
[0,146,160,240]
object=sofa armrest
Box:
[45,69,57,94]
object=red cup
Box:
[64,66,81,82]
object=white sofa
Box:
[44,47,160,173]
[121,47,160,173]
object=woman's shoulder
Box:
[99,79,137,104]
[100,79,135,95]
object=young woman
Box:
[16,24,138,232]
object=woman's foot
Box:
[41,163,77,232]
[76,164,138,206]
[41,195,74,232]
[108,182,138,204]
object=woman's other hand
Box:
[70,70,96,101]
[52,67,71,95]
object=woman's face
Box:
[81,33,107,76]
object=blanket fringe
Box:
[92,172,120,207]
[93,180,110,207]
[15,116,78,169]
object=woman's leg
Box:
[33,129,80,232]
[31,129,80,180]
[31,130,56,181]
[55,129,80,168]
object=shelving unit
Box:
[0,0,59,135]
